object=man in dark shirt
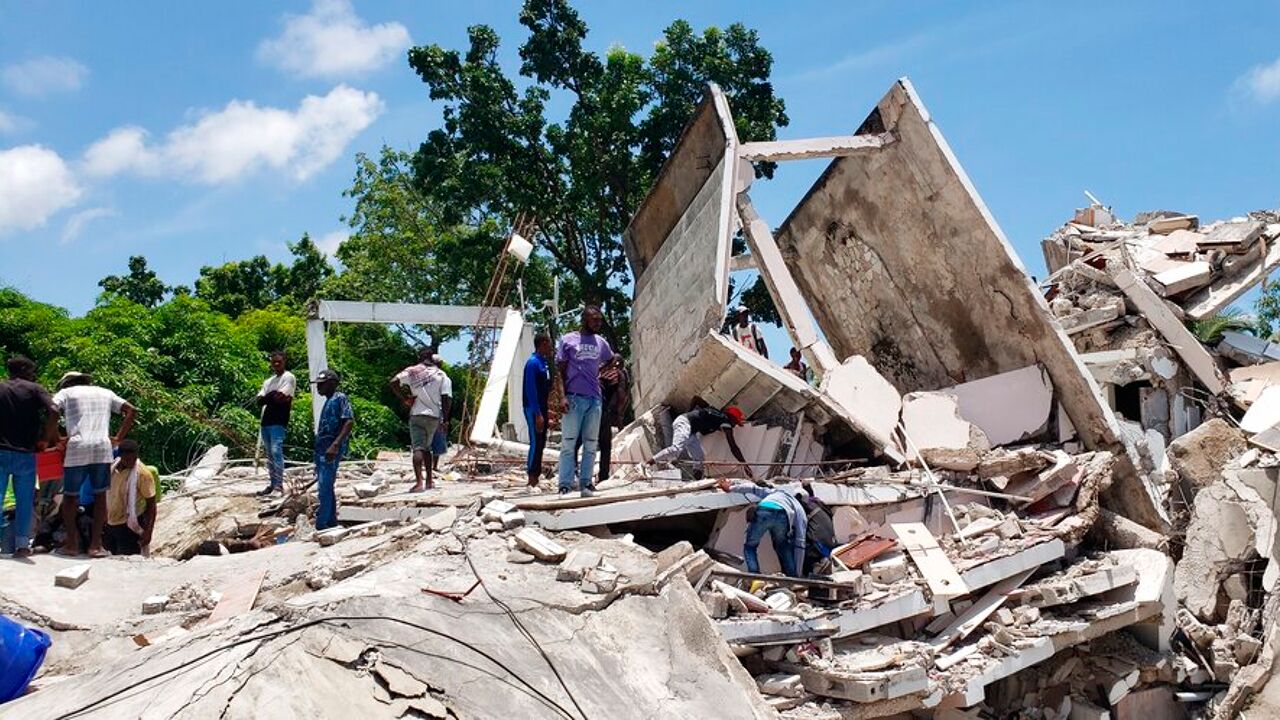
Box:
[0,356,59,557]
[522,334,553,487]
[312,370,354,531]
[648,405,754,480]
[596,355,629,484]
[255,351,296,497]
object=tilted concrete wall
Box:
[773,78,1123,456]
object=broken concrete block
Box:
[655,541,693,573]
[556,549,602,582]
[948,365,1055,447]
[55,564,90,589]
[142,595,169,614]
[1151,228,1203,255]
[919,446,981,472]
[867,551,908,584]
[1152,261,1212,296]
[316,527,349,547]
[352,483,381,499]
[1112,686,1186,720]
[820,355,903,456]
[1167,418,1247,499]
[374,661,427,698]
[977,447,1052,479]
[332,561,368,582]
[702,591,729,619]
[480,499,517,522]
[423,506,457,533]
[499,510,526,529]
[755,673,804,698]
[1241,385,1280,434]
[580,566,619,594]
[1148,214,1199,234]
[513,528,567,562]
[484,521,504,532]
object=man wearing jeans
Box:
[556,306,613,497]
[312,370,354,530]
[522,334,553,487]
[0,356,59,558]
[716,478,807,578]
[53,372,136,557]
[255,351,296,497]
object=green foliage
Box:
[1255,285,1280,339]
[195,235,335,318]
[406,0,789,351]
[99,256,170,307]
[1188,306,1253,344]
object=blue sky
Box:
[1,0,1278,348]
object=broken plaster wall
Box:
[772,78,1123,464]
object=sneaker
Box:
[255,485,276,497]
[558,487,571,497]
[580,486,595,498]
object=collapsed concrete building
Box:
[6,77,1280,719]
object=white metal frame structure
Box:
[305,300,533,443]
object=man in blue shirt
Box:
[522,334,553,488]
[312,370,354,531]
[716,477,807,577]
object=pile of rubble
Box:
[7,76,1280,719]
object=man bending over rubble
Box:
[647,405,754,481]
[312,370,354,530]
[104,439,156,556]
[716,478,807,578]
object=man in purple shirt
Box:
[556,306,613,497]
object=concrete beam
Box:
[1185,232,1280,320]
[310,300,507,327]
[522,491,750,531]
[736,191,838,377]
[305,318,328,429]
[470,309,526,444]
[1113,269,1226,394]
[738,133,894,162]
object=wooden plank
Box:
[930,569,1034,650]
[831,536,897,568]
[890,522,969,602]
[205,569,266,626]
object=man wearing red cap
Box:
[648,405,754,480]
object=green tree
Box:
[195,256,275,318]
[99,255,169,308]
[273,233,334,308]
[406,0,788,347]
[1189,306,1253,344]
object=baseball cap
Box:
[311,369,341,384]
[735,305,749,314]
[724,406,745,426]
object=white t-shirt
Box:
[731,322,764,353]
[258,371,297,398]
[396,364,447,418]
[52,385,127,467]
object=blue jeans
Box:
[558,394,602,491]
[0,449,36,552]
[744,506,797,577]
[63,463,110,496]
[315,454,339,530]
[525,407,547,478]
[262,425,286,488]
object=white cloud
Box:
[60,207,118,244]
[315,229,348,255]
[0,108,26,134]
[258,0,410,79]
[1,56,88,97]
[1235,57,1280,105]
[82,85,384,184]
[0,145,82,234]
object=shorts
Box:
[409,415,441,452]
[63,463,110,496]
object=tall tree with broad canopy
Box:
[406,0,788,350]
[99,255,170,308]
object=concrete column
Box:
[305,318,328,430]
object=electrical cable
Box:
[53,614,579,720]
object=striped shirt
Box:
[52,386,127,467]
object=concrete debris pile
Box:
[8,75,1280,719]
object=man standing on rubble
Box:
[255,351,295,497]
[53,372,136,557]
[430,354,451,474]
[103,439,156,556]
[647,405,754,481]
[556,306,614,497]
[716,478,807,578]
[523,334,553,487]
[0,356,59,558]
[729,306,768,358]
[312,369,353,530]
[595,354,629,484]
[391,349,449,492]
